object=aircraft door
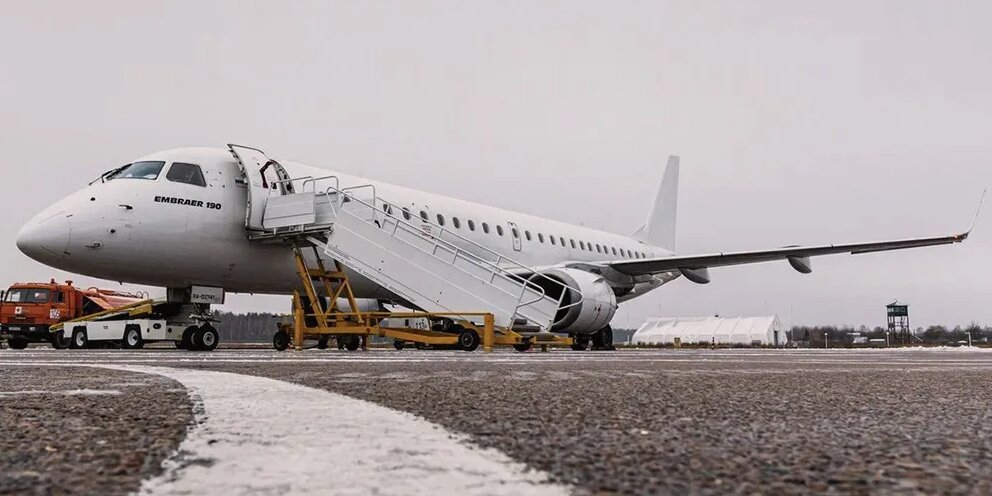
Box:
[228,144,294,231]
[507,221,522,251]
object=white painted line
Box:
[92,364,570,496]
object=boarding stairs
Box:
[229,144,580,332]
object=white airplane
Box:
[16,145,969,349]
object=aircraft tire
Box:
[8,337,29,350]
[513,342,531,353]
[591,325,614,351]
[70,328,88,349]
[196,325,219,352]
[122,325,143,350]
[342,335,361,352]
[181,326,197,350]
[570,335,589,351]
[272,330,290,351]
[458,328,480,352]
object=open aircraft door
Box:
[228,144,295,231]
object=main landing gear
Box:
[570,325,616,351]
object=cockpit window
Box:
[111,161,166,180]
[166,162,207,187]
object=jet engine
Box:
[531,268,618,335]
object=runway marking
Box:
[6,363,569,496]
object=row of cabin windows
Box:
[381,203,649,259]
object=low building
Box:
[630,315,787,347]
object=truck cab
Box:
[0,281,78,348]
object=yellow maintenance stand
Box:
[272,244,572,353]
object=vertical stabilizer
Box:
[636,155,679,251]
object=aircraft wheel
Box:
[181,326,197,350]
[570,335,589,351]
[600,325,614,350]
[51,331,69,350]
[591,325,614,350]
[70,328,88,349]
[393,340,405,350]
[513,342,532,353]
[122,325,143,350]
[342,335,361,352]
[458,328,480,352]
[196,325,219,352]
[317,337,329,350]
[8,337,29,350]
[272,330,290,351]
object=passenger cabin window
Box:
[420,211,428,221]
[402,208,412,221]
[497,225,504,236]
[550,236,556,246]
[560,237,566,246]
[538,233,544,243]
[511,227,519,238]
[570,239,576,249]
[612,247,618,256]
[112,161,166,180]
[525,231,531,241]
[579,241,586,250]
[436,214,445,226]
[468,220,476,231]
[452,217,461,229]
[482,223,490,234]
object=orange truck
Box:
[0,280,143,349]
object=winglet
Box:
[967,188,986,235]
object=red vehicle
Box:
[0,280,143,349]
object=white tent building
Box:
[631,315,787,347]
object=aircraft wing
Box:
[604,232,969,282]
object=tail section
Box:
[635,155,679,251]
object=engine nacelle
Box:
[533,268,618,335]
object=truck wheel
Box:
[122,325,143,350]
[458,328,480,352]
[317,337,329,350]
[272,330,290,351]
[51,331,69,350]
[196,325,219,352]
[70,328,88,349]
[393,340,405,350]
[513,342,532,353]
[8,337,29,350]
[181,326,198,351]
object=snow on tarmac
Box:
[96,365,569,496]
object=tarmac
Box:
[3,347,992,495]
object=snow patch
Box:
[93,365,570,496]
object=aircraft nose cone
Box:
[17,211,71,263]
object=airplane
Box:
[15,145,970,350]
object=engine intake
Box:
[532,268,618,334]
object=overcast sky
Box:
[1,1,989,329]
